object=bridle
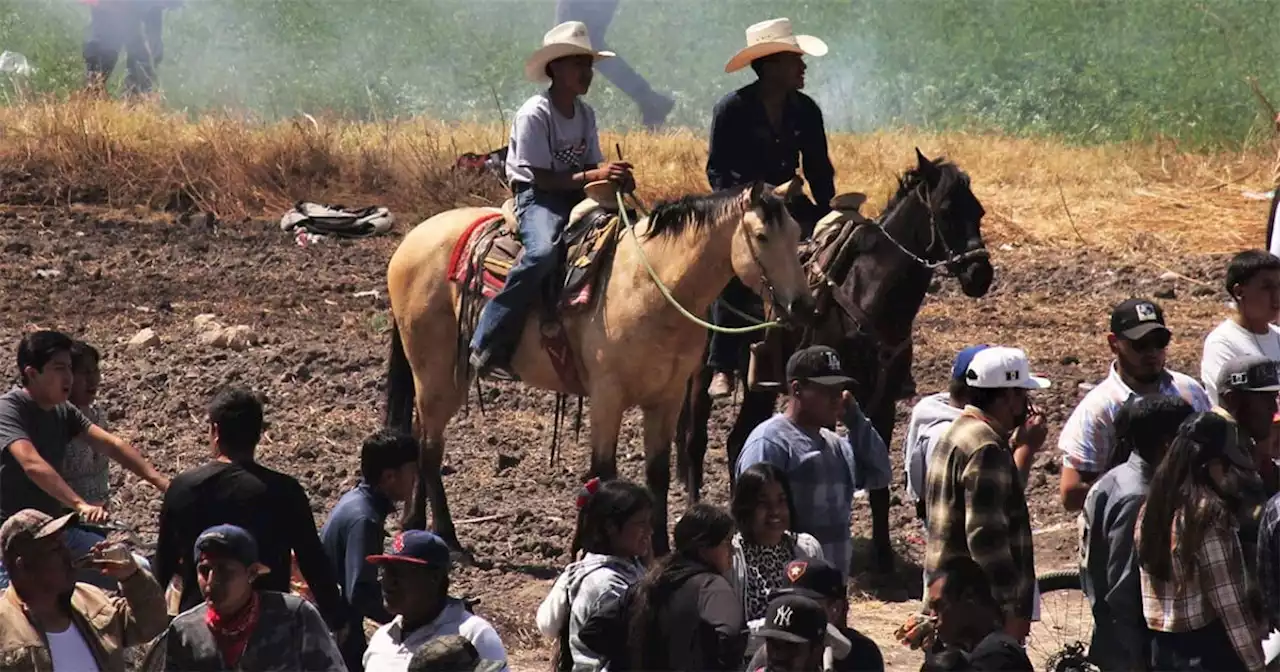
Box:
[872,178,990,278]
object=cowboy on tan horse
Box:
[468,21,635,381]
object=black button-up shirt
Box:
[705,81,837,217]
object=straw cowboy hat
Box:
[525,21,615,84]
[724,18,828,74]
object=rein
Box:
[616,189,784,335]
[875,180,989,276]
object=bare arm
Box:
[530,163,631,193]
[7,439,104,520]
[83,425,169,492]
[1060,465,1099,512]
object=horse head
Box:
[731,179,815,325]
[907,148,994,297]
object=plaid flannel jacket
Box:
[924,409,1036,620]
[1136,504,1266,671]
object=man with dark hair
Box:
[704,17,835,399]
[1060,298,1212,512]
[363,531,507,672]
[1080,393,1194,671]
[1201,249,1280,406]
[1212,356,1279,575]
[924,555,1033,671]
[321,429,420,671]
[0,330,168,589]
[735,346,891,577]
[925,347,1049,645]
[152,386,348,633]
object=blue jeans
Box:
[470,185,574,364]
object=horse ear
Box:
[745,181,765,206]
[771,175,805,200]
[915,147,940,181]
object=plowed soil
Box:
[0,203,1240,669]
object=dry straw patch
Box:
[0,97,1277,254]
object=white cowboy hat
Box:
[524,21,615,84]
[724,18,828,74]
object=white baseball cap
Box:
[965,347,1051,390]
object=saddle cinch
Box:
[447,181,636,393]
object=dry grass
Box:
[1,96,1278,254]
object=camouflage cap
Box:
[0,509,77,562]
[406,635,505,672]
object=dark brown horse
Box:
[675,149,995,572]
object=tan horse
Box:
[384,180,815,555]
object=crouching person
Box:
[152,524,345,671]
[0,508,168,672]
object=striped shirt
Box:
[924,409,1036,621]
[1136,504,1265,670]
[1059,363,1211,474]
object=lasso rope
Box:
[616,189,782,334]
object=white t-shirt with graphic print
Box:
[504,91,604,186]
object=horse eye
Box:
[755,232,769,243]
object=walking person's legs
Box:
[123,4,165,96]
[83,4,126,93]
[554,0,674,129]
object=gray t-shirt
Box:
[0,387,92,523]
[504,91,604,186]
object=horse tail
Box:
[384,318,416,434]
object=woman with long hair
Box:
[1136,412,1267,670]
[729,463,824,623]
[580,503,745,671]
[536,478,654,672]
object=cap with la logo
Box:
[785,345,855,387]
[756,593,828,644]
[965,346,1051,390]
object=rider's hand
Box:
[598,161,632,184]
[74,501,109,524]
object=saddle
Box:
[447,182,635,394]
[748,191,874,391]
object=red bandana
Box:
[205,590,261,667]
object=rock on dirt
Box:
[127,328,160,350]
[197,324,258,351]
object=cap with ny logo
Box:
[755,593,827,644]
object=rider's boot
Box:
[469,347,518,382]
[708,370,735,399]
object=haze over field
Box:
[0,0,1278,146]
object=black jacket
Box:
[580,556,746,671]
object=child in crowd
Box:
[62,340,109,509]
[536,478,654,672]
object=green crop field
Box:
[1,0,1279,147]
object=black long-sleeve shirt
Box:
[705,81,836,215]
[153,460,349,630]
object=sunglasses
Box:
[1125,331,1171,352]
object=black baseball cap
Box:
[1217,356,1280,394]
[194,524,271,576]
[786,346,854,387]
[782,558,845,601]
[1110,298,1169,340]
[757,593,828,644]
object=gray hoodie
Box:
[536,553,645,672]
[904,392,964,505]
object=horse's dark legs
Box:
[643,402,680,558]
[727,388,780,490]
[405,436,460,550]
[679,367,714,503]
[868,403,898,573]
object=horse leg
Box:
[588,388,624,481]
[677,367,713,504]
[869,402,897,573]
[412,389,465,550]
[726,388,779,491]
[643,400,681,558]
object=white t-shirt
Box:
[504,91,604,186]
[46,624,100,672]
[363,599,508,672]
[1200,318,1280,405]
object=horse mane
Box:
[642,184,785,240]
[882,158,969,215]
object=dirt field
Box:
[0,192,1253,669]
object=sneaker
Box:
[708,371,735,398]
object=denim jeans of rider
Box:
[470,185,575,364]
